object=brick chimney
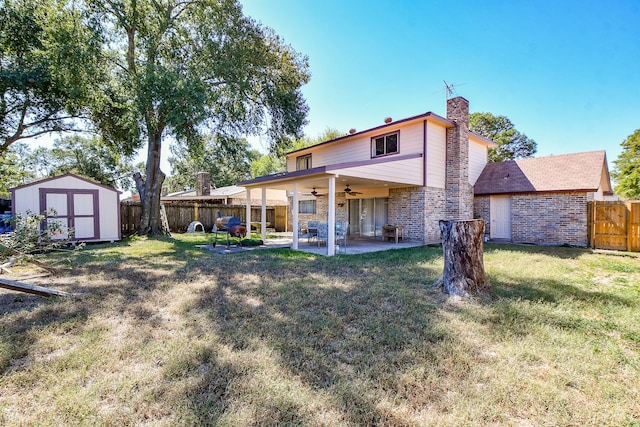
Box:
[445,96,473,219]
[196,172,211,196]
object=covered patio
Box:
[238,157,424,256]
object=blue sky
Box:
[240,0,640,168]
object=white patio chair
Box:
[335,221,348,253]
[316,222,328,247]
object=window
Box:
[371,132,399,157]
[296,154,312,170]
[299,199,316,214]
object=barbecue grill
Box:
[212,213,246,248]
[215,216,242,231]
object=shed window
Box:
[296,154,312,170]
[372,132,399,157]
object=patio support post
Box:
[245,189,251,235]
[292,183,299,250]
[261,187,267,242]
[328,176,336,256]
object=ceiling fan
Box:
[303,187,326,197]
[343,184,363,196]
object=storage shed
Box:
[11,173,121,242]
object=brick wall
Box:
[473,192,593,246]
[512,192,592,246]
[287,192,348,230]
[473,196,491,237]
[389,187,425,241]
[388,186,446,243]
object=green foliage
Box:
[272,127,342,158]
[32,135,135,191]
[612,129,640,199]
[0,210,77,261]
[239,238,263,247]
[250,153,286,178]
[250,128,342,178]
[0,0,106,154]
[0,144,34,195]
[168,134,257,192]
[469,112,537,162]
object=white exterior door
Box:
[490,196,511,240]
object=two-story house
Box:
[239,96,496,255]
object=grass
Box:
[0,236,639,426]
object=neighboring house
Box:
[120,173,288,206]
[239,96,497,254]
[474,151,613,246]
[11,173,121,242]
[162,185,288,207]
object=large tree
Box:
[611,129,640,199]
[469,112,537,162]
[0,0,105,156]
[167,134,257,193]
[89,0,310,235]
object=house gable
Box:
[284,107,496,191]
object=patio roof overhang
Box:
[238,152,424,194]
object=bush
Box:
[0,210,78,261]
[240,238,263,247]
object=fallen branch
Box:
[0,243,59,275]
[0,277,77,298]
[0,257,15,274]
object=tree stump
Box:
[435,219,488,297]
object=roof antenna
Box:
[443,80,457,99]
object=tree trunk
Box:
[435,219,488,297]
[135,133,166,236]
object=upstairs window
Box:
[296,154,312,170]
[372,131,399,157]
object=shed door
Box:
[40,189,100,240]
[490,196,511,240]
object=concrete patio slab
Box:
[198,234,428,255]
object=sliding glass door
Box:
[348,198,388,238]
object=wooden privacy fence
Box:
[121,202,288,235]
[588,201,640,252]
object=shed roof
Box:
[10,173,120,194]
[474,151,610,195]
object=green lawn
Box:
[1,235,639,426]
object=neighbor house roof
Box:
[474,150,609,195]
[164,185,246,199]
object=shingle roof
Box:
[474,151,609,195]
